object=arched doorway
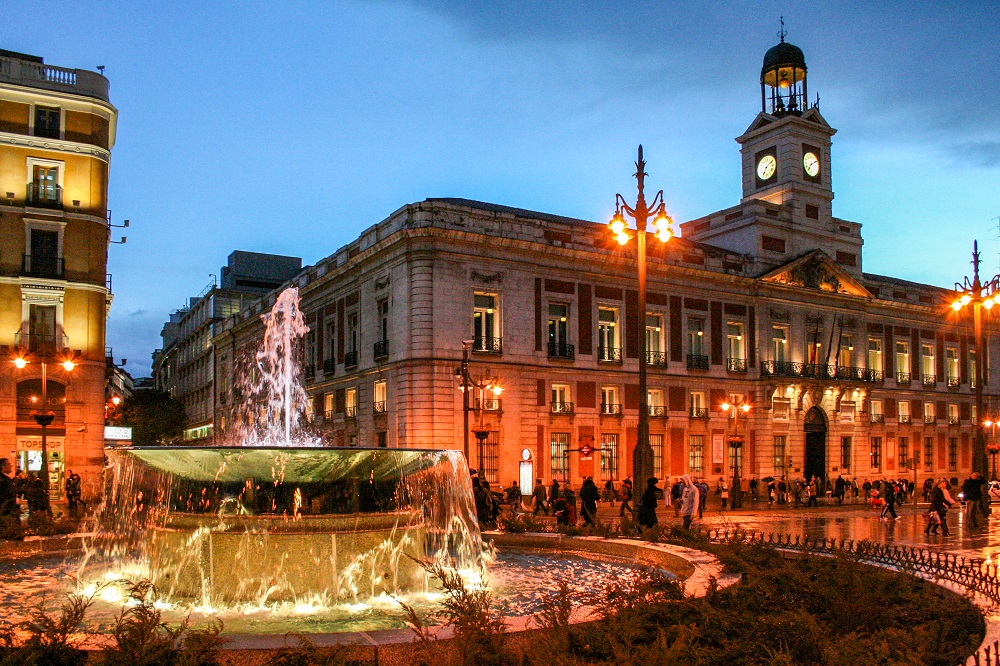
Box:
[804,406,827,481]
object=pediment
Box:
[760,250,872,298]
[742,112,778,135]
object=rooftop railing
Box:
[0,54,110,102]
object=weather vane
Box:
[778,16,787,43]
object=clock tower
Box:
[681,31,864,277]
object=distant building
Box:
[132,377,154,391]
[214,37,991,489]
[105,363,133,412]
[0,49,117,499]
[153,251,301,443]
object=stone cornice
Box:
[0,130,110,162]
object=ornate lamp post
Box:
[720,397,752,509]
[608,145,675,485]
[11,350,77,508]
[951,240,999,479]
[456,340,503,475]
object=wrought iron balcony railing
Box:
[897,372,911,384]
[14,330,68,354]
[597,346,622,363]
[600,403,622,416]
[323,358,336,374]
[690,407,709,419]
[924,415,937,425]
[646,351,667,366]
[947,375,961,388]
[346,406,357,418]
[373,401,387,414]
[759,360,883,382]
[550,401,575,415]
[687,354,709,370]
[922,374,936,386]
[303,364,315,380]
[21,254,64,279]
[647,405,667,417]
[726,357,747,373]
[548,342,575,360]
[324,409,334,420]
[949,417,960,426]
[344,350,358,367]
[26,182,62,209]
[373,339,389,360]
[472,336,502,354]
[869,413,885,424]
[898,415,912,425]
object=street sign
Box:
[104,426,132,441]
[579,444,594,458]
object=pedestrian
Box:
[807,479,819,507]
[25,472,49,515]
[483,480,501,525]
[923,478,934,503]
[696,478,709,519]
[506,480,521,515]
[638,477,659,529]
[835,475,846,505]
[0,458,18,517]
[680,475,698,529]
[604,479,616,506]
[473,477,492,528]
[961,472,986,530]
[549,478,561,509]
[619,478,634,518]
[749,477,759,502]
[532,478,549,515]
[563,485,578,526]
[718,477,729,510]
[880,478,899,519]
[777,478,787,504]
[580,477,600,526]
[926,479,953,536]
[671,478,683,516]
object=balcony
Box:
[896,372,911,385]
[0,54,110,102]
[22,254,64,279]
[303,364,316,381]
[472,336,502,355]
[922,374,936,387]
[726,357,747,373]
[373,339,389,361]
[949,417,960,426]
[690,408,709,419]
[550,401,575,415]
[344,350,358,368]
[15,330,68,354]
[869,413,885,424]
[898,415,912,425]
[758,360,882,382]
[647,405,667,417]
[26,183,62,209]
[924,415,937,425]
[373,401,387,414]
[548,342,575,360]
[646,351,667,367]
[323,358,336,374]
[687,354,709,370]
[600,403,622,416]
[947,375,960,388]
[597,346,622,363]
[346,406,357,419]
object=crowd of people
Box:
[468,466,997,539]
[0,456,86,520]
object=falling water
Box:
[82,287,488,610]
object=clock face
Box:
[757,155,777,180]
[803,152,820,177]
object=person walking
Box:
[696,478,709,519]
[926,479,954,536]
[961,472,986,530]
[580,477,600,526]
[0,458,18,518]
[880,479,898,519]
[603,479,616,506]
[506,480,522,515]
[834,475,846,505]
[680,475,698,529]
[749,477,759,502]
[807,479,819,507]
[670,478,683,516]
[549,479,561,510]
[718,477,729,510]
[532,478,549,515]
[619,478,633,518]
[638,477,659,530]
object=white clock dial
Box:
[757,155,777,180]
[803,152,820,177]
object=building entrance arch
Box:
[804,406,827,481]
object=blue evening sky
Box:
[7,1,999,377]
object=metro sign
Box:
[579,444,595,458]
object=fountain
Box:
[83,287,485,608]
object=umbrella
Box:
[762,476,775,482]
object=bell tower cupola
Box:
[761,19,809,117]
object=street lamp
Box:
[456,340,503,475]
[10,349,77,509]
[951,240,999,479]
[608,145,675,485]
[720,397,752,509]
